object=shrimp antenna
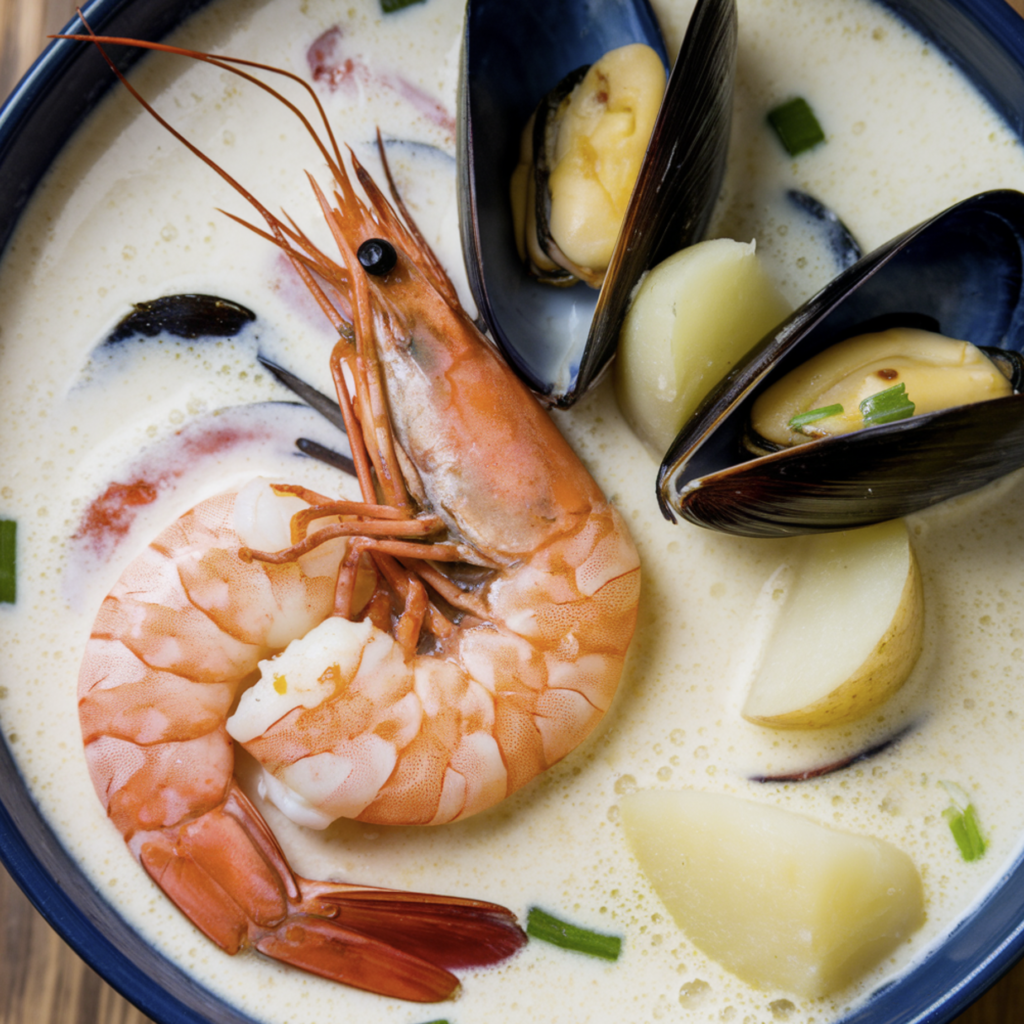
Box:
[60,16,361,337]
[58,18,346,180]
[61,16,464,324]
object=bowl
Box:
[1,1,1024,1022]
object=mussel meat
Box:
[459,0,737,406]
[657,190,1024,537]
[510,43,667,290]
[745,327,1016,453]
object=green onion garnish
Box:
[526,907,622,960]
[767,97,826,156]
[941,781,987,862]
[0,520,15,604]
[789,403,844,431]
[860,383,915,427]
[380,0,426,12]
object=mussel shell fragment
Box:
[104,293,256,344]
[658,190,1024,537]
[459,0,736,406]
[787,190,862,271]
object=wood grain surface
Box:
[3,1,1024,1022]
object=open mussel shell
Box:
[658,189,1024,538]
[458,0,737,407]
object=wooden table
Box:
[3,0,1024,1021]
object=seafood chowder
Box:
[2,0,1024,1020]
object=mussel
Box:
[657,190,1024,538]
[79,293,259,388]
[458,0,737,406]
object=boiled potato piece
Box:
[615,238,791,455]
[620,789,924,998]
[742,518,923,729]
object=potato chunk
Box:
[615,238,791,455]
[742,518,923,729]
[620,789,924,998]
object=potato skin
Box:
[615,238,790,455]
[742,522,925,730]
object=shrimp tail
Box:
[138,782,525,1001]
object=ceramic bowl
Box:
[1,1,1024,1022]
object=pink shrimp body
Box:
[226,249,641,826]
[73,30,640,1001]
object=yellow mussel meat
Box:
[510,43,666,288]
[749,327,1015,452]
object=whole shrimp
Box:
[72,29,641,1002]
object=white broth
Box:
[2,0,1024,1022]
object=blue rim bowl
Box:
[1,1,1024,1022]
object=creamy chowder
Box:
[1,0,1024,1023]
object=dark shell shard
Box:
[295,437,356,477]
[104,293,256,344]
[750,723,914,784]
[257,356,355,474]
[257,355,347,435]
[458,0,736,407]
[658,190,1024,538]
[787,190,862,271]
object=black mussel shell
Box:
[459,0,736,407]
[787,190,862,271]
[104,293,256,344]
[658,189,1024,537]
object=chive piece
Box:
[859,383,915,427]
[767,98,826,156]
[789,403,844,431]
[0,520,15,604]
[380,0,426,12]
[526,907,622,960]
[940,781,987,862]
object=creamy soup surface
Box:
[2,0,1024,1022]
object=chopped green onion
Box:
[940,781,987,862]
[767,97,826,156]
[526,907,622,960]
[415,1020,450,1024]
[380,0,426,12]
[789,403,844,431]
[0,520,15,604]
[860,382,915,427]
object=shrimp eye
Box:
[358,238,398,276]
